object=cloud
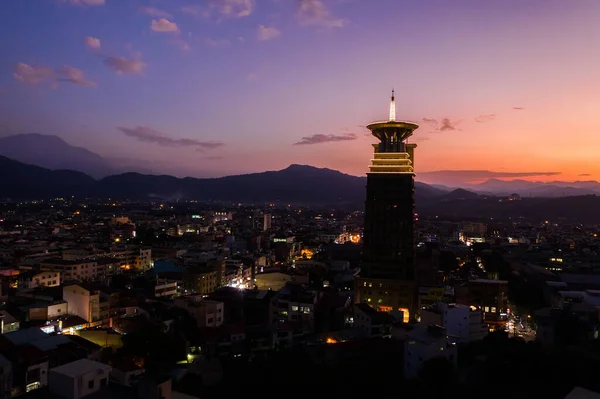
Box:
[475,114,496,123]
[247,72,257,81]
[579,173,591,177]
[103,55,146,75]
[57,66,96,87]
[66,0,105,6]
[13,63,95,88]
[294,133,357,145]
[257,25,281,41]
[182,0,254,19]
[440,118,458,131]
[202,155,224,160]
[513,106,525,110]
[140,6,171,17]
[84,36,101,50]
[297,0,345,28]
[204,38,230,47]
[118,126,224,149]
[422,117,460,132]
[13,63,54,86]
[215,0,254,17]
[151,18,179,33]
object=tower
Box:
[355,91,419,322]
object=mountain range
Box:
[0,155,441,204]
[0,133,598,198]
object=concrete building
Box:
[63,285,100,323]
[17,271,60,289]
[49,359,111,399]
[155,278,178,298]
[356,91,420,320]
[404,325,457,379]
[263,214,272,231]
[40,259,98,282]
[0,311,20,335]
[420,302,489,343]
[174,295,224,328]
[353,303,393,338]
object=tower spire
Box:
[389,88,396,122]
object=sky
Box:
[1,0,600,184]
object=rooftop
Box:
[50,358,111,378]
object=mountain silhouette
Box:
[0,134,113,178]
[0,157,446,204]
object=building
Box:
[263,214,272,231]
[63,285,100,323]
[0,311,19,335]
[40,259,98,283]
[174,295,224,328]
[356,91,419,320]
[49,358,111,399]
[183,266,218,295]
[154,278,178,298]
[17,271,60,289]
[353,303,393,338]
[420,302,489,343]
[455,279,509,324]
[0,355,11,399]
[403,325,457,379]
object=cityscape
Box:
[2,1,600,399]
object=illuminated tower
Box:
[355,91,419,322]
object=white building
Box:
[420,302,489,344]
[40,259,98,282]
[18,271,60,289]
[63,285,100,323]
[49,359,111,399]
[404,325,457,379]
[155,279,178,298]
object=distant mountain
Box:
[0,156,96,198]
[442,188,479,200]
[0,134,113,178]
[467,178,600,197]
[0,159,447,204]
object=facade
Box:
[154,278,178,298]
[403,325,457,379]
[63,285,100,323]
[17,271,60,289]
[263,214,272,231]
[40,259,98,282]
[353,303,393,338]
[355,92,420,320]
[174,295,224,328]
[49,359,111,399]
[455,279,509,324]
[420,302,489,343]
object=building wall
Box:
[48,302,68,319]
[355,277,415,321]
[63,286,100,323]
[49,366,110,399]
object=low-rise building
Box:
[420,302,489,343]
[49,358,111,399]
[353,303,393,338]
[403,325,457,379]
[174,295,224,328]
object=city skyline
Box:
[2,0,600,184]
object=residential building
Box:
[63,285,100,323]
[17,271,60,289]
[40,259,98,283]
[174,295,224,328]
[353,303,393,338]
[420,302,489,343]
[49,358,111,399]
[403,325,457,379]
[0,311,19,335]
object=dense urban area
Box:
[0,196,599,398]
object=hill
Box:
[0,156,96,198]
[0,158,447,204]
[0,134,113,178]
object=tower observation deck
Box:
[356,91,420,322]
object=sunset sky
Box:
[1,0,600,184]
